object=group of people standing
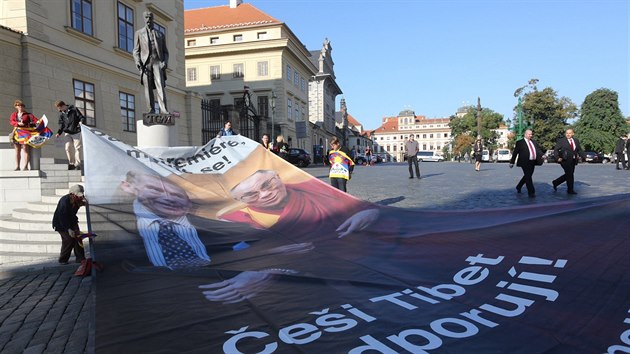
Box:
[509,128,587,197]
[8,99,85,171]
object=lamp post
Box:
[271,91,277,141]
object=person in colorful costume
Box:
[9,100,52,170]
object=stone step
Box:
[0,215,134,231]
[0,238,61,253]
[0,251,58,266]
[0,227,59,242]
[11,207,135,223]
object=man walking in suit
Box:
[133,11,169,114]
[509,129,542,197]
[552,128,586,194]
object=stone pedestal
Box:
[136,113,178,147]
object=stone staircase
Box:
[0,158,135,269]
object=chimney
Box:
[229,0,243,8]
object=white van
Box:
[492,148,512,163]
[417,151,444,162]
[481,149,490,162]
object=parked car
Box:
[584,151,610,163]
[417,151,444,162]
[544,150,557,163]
[286,148,311,167]
[492,148,512,163]
[481,149,490,162]
[355,153,381,165]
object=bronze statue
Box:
[133,11,169,114]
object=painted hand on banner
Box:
[199,271,276,304]
[336,209,380,238]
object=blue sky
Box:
[184,0,629,130]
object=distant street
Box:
[306,161,630,209]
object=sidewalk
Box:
[0,162,627,353]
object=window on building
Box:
[286,65,292,82]
[257,61,268,76]
[423,134,426,139]
[210,65,220,80]
[400,135,403,140]
[301,77,306,92]
[119,92,135,132]
[234,97,244,111]
[393,145,397,152]
[294,102,299,121]
[444,133,448,138]
[257,32,267,39]
[430,134,434,138]
[294,71,299,86]
[117,2,133,52]
[187,67,197,81]
[71,0,93,35]
[210,37,219,44]
[153,22,166,37]
[257,96,269,118]
[423,144,427,150]
[73,79,95,126]
[187,39,196,46]
[287,98,292,120]
[301,105,306,121]
[233,34,243,42]
[386,146,390,152]
[233,63,244,78]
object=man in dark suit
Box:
[133,11,168,114]
[552,128,586,194]
[614,135,627,170]
[509,129,543,197]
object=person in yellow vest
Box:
[328,137,355,192]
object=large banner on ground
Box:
[83,128,630,354]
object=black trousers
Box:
[554,161,576,192]
[330,178,347,192]
[58,230,86,263]
[517,163,536,195]
[616,153,627,169]
[407,155,420,177]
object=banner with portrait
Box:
[82,127,630,354]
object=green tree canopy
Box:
[519,87,577,151]
[574,88,628,153]
[449,107,504,152]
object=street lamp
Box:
[271,91,277,140]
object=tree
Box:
[449,107,504,153]
[517,84,576,151]
[574,88,628,153]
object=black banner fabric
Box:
[82,129,630,353]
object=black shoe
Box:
[58,261,69,265]
[417,176,421,179]
[528,193,536,198]
[516,187,522,194]
[68,164,75,170]
[567,191,578,195]
[409,176,414,179]
[552,181,558,191]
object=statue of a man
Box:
[133,11,169,114]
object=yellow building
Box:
[1,0,202,159]
[184,0,317,148]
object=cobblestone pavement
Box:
[0,161,627,353]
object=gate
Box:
[201,99,224,144]
[238,88,260,142]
